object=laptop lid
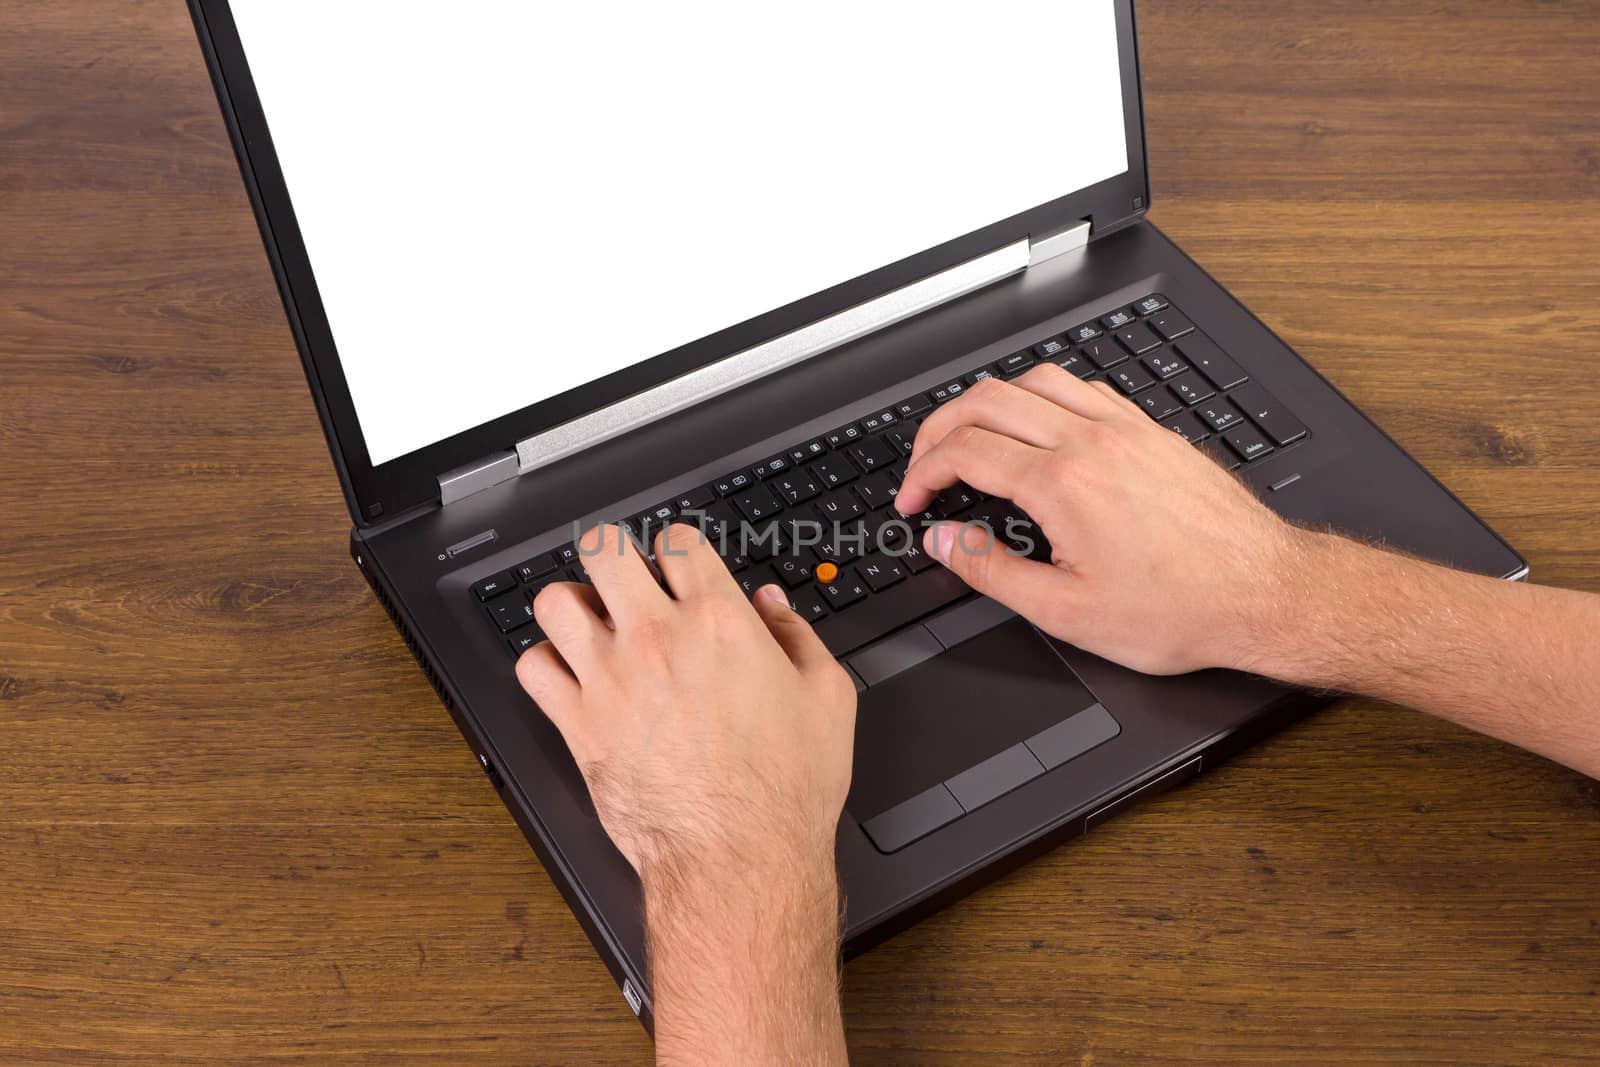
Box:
[189,1,1149,526]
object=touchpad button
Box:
[846,617,1111,830]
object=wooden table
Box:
[4,2,1598,1062]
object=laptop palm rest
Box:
[846,616,1119,853]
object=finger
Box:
[1085,377,1144,418]
[1008,361,1127,421]
[895,425,1052,515]
[531,581,611,680]
[574,523,669,624]
[924,520,1075,627]
[908,376,1077,467]
[514,640,584,737]
[752,583,836,674]
[654,522,743,602]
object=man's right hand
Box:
[895,364,1306,677]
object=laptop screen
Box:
[229,2,1129,467]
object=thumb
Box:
[926,520,1072,625]
[751,583,836,673]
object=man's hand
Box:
[897,362,1600,778]
[514,523,854,1065]
[896,364,1303,676]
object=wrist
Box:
[1228,524,1352,684]
[1232,525,1394,689]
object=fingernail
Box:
[927,522,955,565]
[756,583,789,608]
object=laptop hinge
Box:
[1028,219,1091,267]
[438,450,518,505]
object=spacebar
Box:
[814,568,972,657]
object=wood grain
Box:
[3,1,1598,1063]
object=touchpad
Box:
[846,617,1112,835]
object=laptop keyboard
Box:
[473,293,1308,663]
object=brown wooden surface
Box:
[3,2,1599,1063]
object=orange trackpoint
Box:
[814,562,839,583]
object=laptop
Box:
[189,0,1525,1028]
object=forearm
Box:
[644,836,847,1067]
[1247,529,1600,777]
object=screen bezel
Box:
[189,0,1149,525]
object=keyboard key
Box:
[815,488,867,523]
[1033,335,1069,359]
[930,379,966,404]
[998,351,1034,376]
[1114,322,1162,355]
[811,456,858,488]
[1162,412,1210,443]
[861,409,898,433]
[625,503,674,536]
[787,585,830,623]
[736,565,777,599]
[1173,334,1248,390]
[1168,373,1215,406]
[894,395,933,419]
[789,438,829,466]
[507,629,543,656]
[819,569,870,610]
[752,453,791,479]
[699,502,740,540]
[1132,293,1169,316]
[825,424,867,449]
[673,486,716,512]
[858,554,908,593]
[1147,309,1195,341]
[1065,321,1103,344]
[1101,307,1137,330]
[1223,424,1276,463]
[1142,348,1188,380]
[885,426,918,457]
[487,596,537,633]
[1078,338,1127,370]
[513,554,558,583]
[743,520,785,561]
[1110,363,1157,395]
[1136,388,1182,421]
[1196,398,1244,433]
[733,486,784,522]
[867,516,911,554]
[1229,382,1309,446]
[845,436,897,474]
[934,483,980,518]
[472,570,518,601]
[853,471,900,510]
[713,470,755,496]
[773,554,815,588]
[814,522,870,564]
[1053,350,1096,378]
[900,537,939,574]
[964,368,996,387]
[773,470,823,506]
[554,542,582,569]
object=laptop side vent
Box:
[354,551,456,716]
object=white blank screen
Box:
[229,1,1129,465]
